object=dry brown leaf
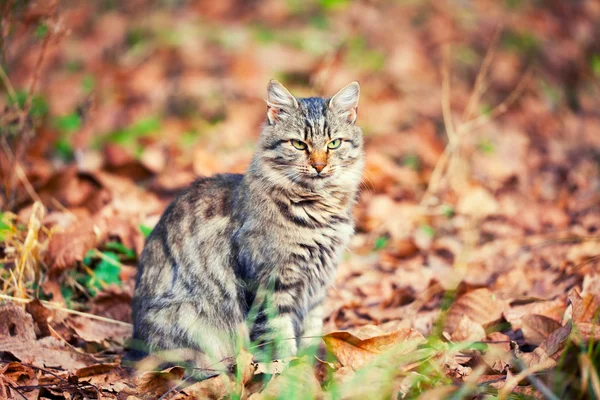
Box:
[66,315,132,345]
[444,288,506,334]
[572,322,600,343]
[450,315,486,342]
[136,366,185,398]
[46,216,107,274]
[323,326,425,370]
[235,348,255,387]
[171,374,231,399]
[503,298,566,330]
[480,332,513,373]
[568,289,600,324]
[25,299,52,338]
[75,363,120,378]
[539,320,572,357]
[89,287,133,323]
[521,314,562,346]
[520,347,556,370]
[456,186,499,218]
[0,362,35,383]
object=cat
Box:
[130,80,364,372]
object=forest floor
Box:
[1,1,600,399]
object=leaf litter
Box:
[1,0,600,399]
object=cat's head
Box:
[255,80,364,191]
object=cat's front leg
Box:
[267,311,297,358]
[299,303,323,351]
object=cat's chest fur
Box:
[232,183,355,309]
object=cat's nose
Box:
[311,163,326,173]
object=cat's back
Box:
[134,173,244,298]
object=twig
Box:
[0,62,18,103]
[461,25,503,123]
[0,360,91,399]
[441,44,457,145]
[459,65,533,134]
[6,382,28,400]
[0,294,133,327]
[23,1,57,114]
[498,358,559,400]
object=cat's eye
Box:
[327,139,342,149]
[291,140,307,150]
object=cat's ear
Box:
[266,80,298,124]
[329,82,360,124]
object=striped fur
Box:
[131,81,363,369]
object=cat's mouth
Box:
[310,173,332,180]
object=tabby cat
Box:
[130,80,364,370]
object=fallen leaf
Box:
[0,362,35,383]
[520,347,556,370]
[450,315,486,342]
[235,348,255,386]
[456,186,499,218]
[172,374,231,399]
[137,366,185,398]
[572,322,600,343]
[480,332,513,373]
[75,363,120,378]
[46,216,106,275]
[503,298,566,329]
[323,326,425,370]
[25,299,52,338]
[539,320,572,357]
[521,314,562,346]
[444,288,506,334]
[66,315,132,345]
[89,287,133,323]
[568,289,600,324]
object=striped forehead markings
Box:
[299,97,329,141]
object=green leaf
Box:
[502,30,538,55]
[139,224,153,238]
[61,285,74,308]
[403,154,420,170]
[441,204,455,218]
[419,224,435,238]
[82,249,96,266]
[477,139,495,154]
[35,23,48,39]
[54,113,82,133]
[54,137,74,161]
[85,251,121,296]
[252,24,276,43]
[310,14,329,29]
[374,236,389,251]
[6,91,48,118]
[0,213,12,241]
[105,117,160,147]
[319,0,349,10]
[82,75,95,94]
[105,241,136,259]
[590,54,600,77]
[347,36,385,71]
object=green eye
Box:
[291,140,307,150]
[327,139,342,149]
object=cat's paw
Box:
[299,336,321,353]
[275,339,298,359]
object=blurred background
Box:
[1,0,600,329]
